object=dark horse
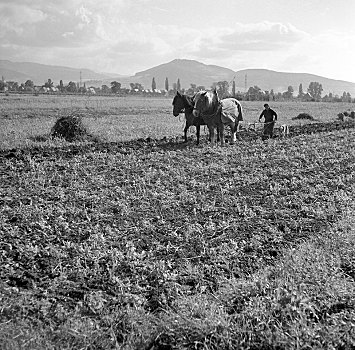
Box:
[172,91,206,144]
[193,88,242,146]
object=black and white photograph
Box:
[1,0,354,348]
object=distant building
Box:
[302,92,313,101]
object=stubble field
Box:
[0,93,354,349]
[1,93,354,148]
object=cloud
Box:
[223,22,307,50]
[190,21,308,60]
[0,3,47,37]
[75,5,92,25]
[1,1,354,82]
[0,0,129,47]
[281,30,355,81]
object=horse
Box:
[172,91,207,145]
[193,88,243,145]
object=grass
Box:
[1,93,354,148]
[0,94,355,349]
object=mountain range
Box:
[1,58,355,96]
[0,60,116,85]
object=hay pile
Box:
[338,111,355,121]
[292,113,314,121]
[51,114,92,141]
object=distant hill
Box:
[0,67,32,83]
[1,58,355,96]
[234,69,355,96]
[0,60,112,85]
[133,59,236,90]
[130,59,355,96]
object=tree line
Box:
[0,76,353,103]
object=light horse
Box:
[172,91,207,145]
[193,89,243,146]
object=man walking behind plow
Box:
[259,103,277,140]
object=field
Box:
[1,94,355,349]
[1,94,354,148]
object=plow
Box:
[237,119,355,141]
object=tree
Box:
[111,81,121,93]
[186,83,198,95]
[214,81,229,98]
[176,78,181,92]
[283,85,294,99]
[0,80,6,91]
[44,79,54,88]
[247,85,262,100]
[101,85,110,94]
[25,80,34,88]
[172,82,177,93]
[165,77,169,92]
[130,83,143,91]
[24,79,34,92]
[322,94,329,102]
[307,82,323,99]
[151,77,156,91]
[78,85,87,93]
[341,91,352,102]
[7,81,19,91]
[343,92,351,102]
[66,81,77,93]
[298,83,304,98]
[59,80,64,92]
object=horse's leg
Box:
[208,124,215,145]
[183,123,189,143]
[216,127,220,142]
[219,123,225,146]
[196,124,200,145]
[235,121,240,140]
[230,123,236,145]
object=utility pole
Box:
[80,71,82,88]
[244,74,247,93]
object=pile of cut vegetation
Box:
[292,113,314,121]
[338,111,355,120]
[51,114,93,141]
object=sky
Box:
[1,0,355,82]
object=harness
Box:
[194,101,221,119]
[178,96,194,114]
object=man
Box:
[259,103,277,140]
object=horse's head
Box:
[172,91,185,116]
[172,91,194,116]
[193,89,219,118]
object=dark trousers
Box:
[263,121,275,139]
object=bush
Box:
[292,113,314,121]
[51,114,91,141]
